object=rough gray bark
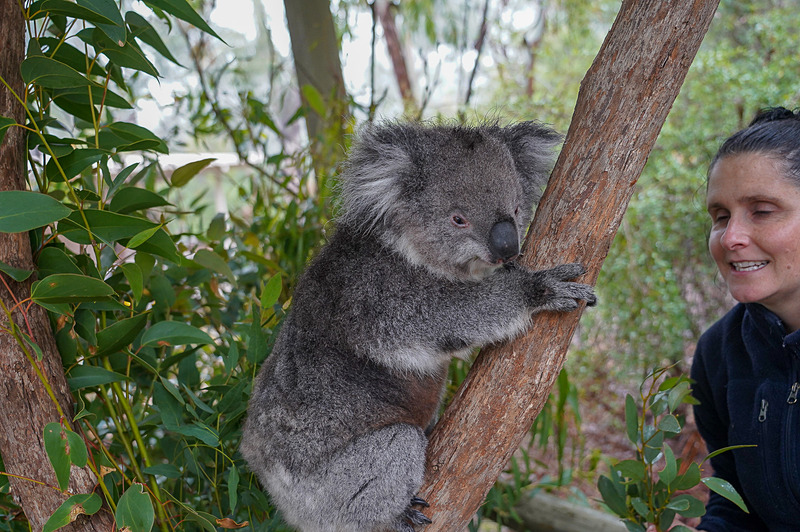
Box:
[418,0,721,529]
[0,2,115,529]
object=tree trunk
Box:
[418,0,720,529]
[283,0,349,176]
[0,2,115,530]
[374,0,415,109]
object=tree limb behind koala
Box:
[419,1,721,529]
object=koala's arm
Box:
[432,262,595,348]
[336,258,594,369]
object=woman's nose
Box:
[719,217,749,250]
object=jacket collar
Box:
[742,303,800,368]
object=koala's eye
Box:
[451,214,469,228]
[514,206,520,217]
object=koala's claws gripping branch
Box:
[404,507,432,526]
[410,496,430,508]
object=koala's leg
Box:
[292,423,430,532]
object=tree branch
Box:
[418,1,721,529]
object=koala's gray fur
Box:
[240,121,596,532]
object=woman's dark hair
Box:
[709,106,800,185]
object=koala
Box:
[240,121,596,532]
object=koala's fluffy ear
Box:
[501,122,563,203]
[335,123,417,234]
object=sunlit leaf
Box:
[0,191,71,233]
[126,225,162,249]
[169,157,216,187]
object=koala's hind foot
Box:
[531,262,597,312]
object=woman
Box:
[691,107,800,531]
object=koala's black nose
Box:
[488,220,519,263]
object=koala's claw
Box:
[404,507,432,527]
[410,496,430,508]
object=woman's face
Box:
[707,152,800,331]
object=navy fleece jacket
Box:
[691,303,800,531]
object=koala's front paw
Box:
[395,497,432,531]
[532,262,597,312]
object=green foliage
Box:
[0,1,337,530]
[598,367,751,532]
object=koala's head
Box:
[335,121,562,281]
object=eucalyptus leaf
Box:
[35,0,119,25]
[44,148,105,182]
[624,393,638,444]
[20,56,91,89]
[597,474,628,518]
[261,273,282,309]
[126,11,182,66]
[0,116,16,145]
[67,364,128,390]
[193,249,235,284]
[142,0,224,42]
[702,476,749,513]
[169,157,216,187]
[120,262,144,303]
[0,258,33,281]
[95,312,149,356]
[31,273,114,304]
[0,191,71,233]
[43,493,103,532]
[98,122,168,154]
[37,247,82,277]
[43,423,71,490]
[141,321,213,347]
[115,483,155,532]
